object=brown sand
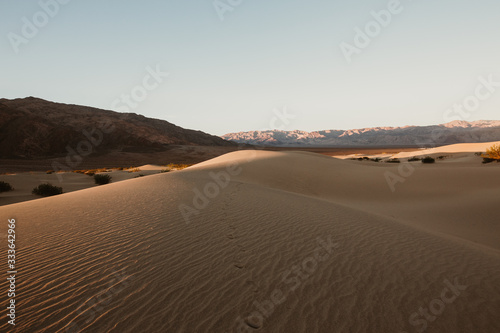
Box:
[0,143,499,332]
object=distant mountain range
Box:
[221,120,500,147]
[0,97,235,158]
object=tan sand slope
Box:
[0,150,499,332]
[392,141,500,159]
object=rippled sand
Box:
[0,147,499,332]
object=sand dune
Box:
[336,141,500,162]
[392,141,500,159]
[0,147,499,332]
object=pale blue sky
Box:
[1,0,499,135]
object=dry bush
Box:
[485,144,500,160]
[94,174,112,185]
[32,183,62,196]
[0,181,14,193]
[163,163,192,170]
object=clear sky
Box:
[1,0,499,135]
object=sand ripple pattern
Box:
[0,152,499,333]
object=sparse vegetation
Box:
[437,156,446,160]
[162,163,192,170]
[32,183,63,197]
[160,169,170,173]
[46,170,54,174]
[407,157,421,162]
[134,174,145,178]
[421,156,436,164]
[94,174,112,185]
[484,144,500,160]
[370,158,381,162]
[482,157,496,164]
[128,168,141,173]
[386,159,401,164]
[0,181,14,193]
[73,168,109,175]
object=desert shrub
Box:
[32,183,63,197]
[386,159,400,164]
[85,171,96,176]
[163,163,191,170]
[437,156,446,160]
[482,157,496,164]
[46,170,54,174]
[117,167,124,171]
[485,144,500,160]
[0,181,14,193]
[128,168,141,173]
[407,157,421,162]
[421,156,435,164]
[370,158,381,162]
[94,174,112,185]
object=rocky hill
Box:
[0,97,235,158]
